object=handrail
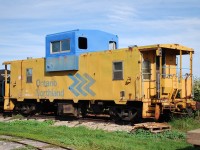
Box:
[162,66,190,70]
[140,72,193,100]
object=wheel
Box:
[130,108,142,124]
[80,105,88,118]
[109,107,121,123]
[159,110,172,122]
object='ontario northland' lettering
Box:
[36,79,64,97]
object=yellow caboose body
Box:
[3,30,196,121]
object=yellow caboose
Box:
[3,29,196,121]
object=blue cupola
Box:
[45,29,118,72]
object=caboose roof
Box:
[138,44,194,54]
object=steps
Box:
[146,104,161,120]
[146,105,155,118]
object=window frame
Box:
[26,68,33,83]
[51,39,70,54]
[112,61,124,80]
[142,60,151,80]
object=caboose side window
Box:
[78,37,88,49]
[109,41,116,50]
[26,68,32,83]
[51,39,70,53]
[142,60,151,79]
[113,61,123,80]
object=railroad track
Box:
[1,112,131,126]
[25,114,117,124]
[27,114,56,120]
[0,135,73,150]
[1,112,157,126]
[0,113,172,135]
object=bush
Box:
[193,77,200,101]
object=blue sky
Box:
[0,0,200,76]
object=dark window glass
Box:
[61,39,70,51]
[142,60,151,79]
[114,62,122,70]
[51,39,70,53]
[51,41,60,53]
[113,62,123,80]
[26,68,32,83]
[78,37,87,49]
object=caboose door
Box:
[141,51,156,99]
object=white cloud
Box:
[0,0,111,20]
[107,4,138,22]
[0,0,199,76]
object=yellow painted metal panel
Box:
[10,61,23,99]
[5,43,195,115]
[181,77,192,98]
[8,48,141,104]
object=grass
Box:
[169,116,200,132]
[14,146,36,150]
[0,117,199,150]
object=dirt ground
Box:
[54,120,133,132]
[0,116,133,132]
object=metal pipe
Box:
[190,51,193,94]
[140,53,144,99]
[141,53,144,99]
[157,73,160,99]
[185,74,189,99]
[159,54,162,99]
[180,50,182,98]
[180,50,182,80]
[4,65,8,97]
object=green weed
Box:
[0,119,197,150]
[12,145,37,150]
[131,129,185,140]
[169,117,200,132]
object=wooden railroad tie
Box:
[187,128,200,147]
[132,122,171,133]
